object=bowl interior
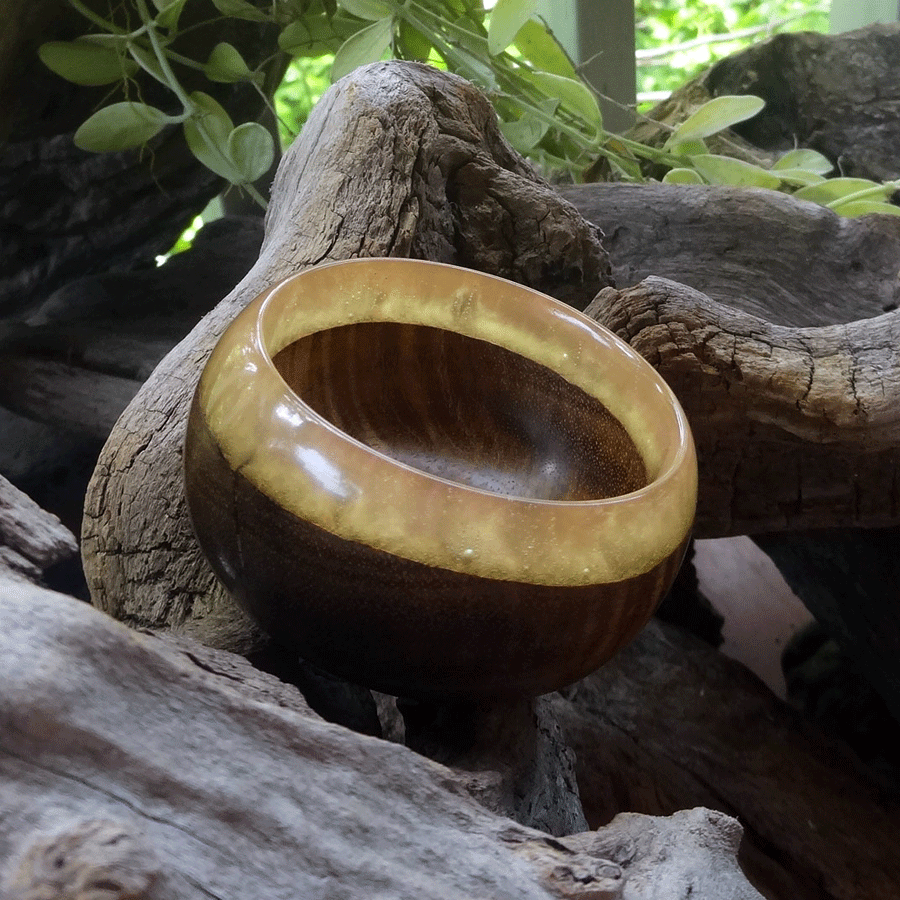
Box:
[272,321,648,502]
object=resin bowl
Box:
[184,258,697,699]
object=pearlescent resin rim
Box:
[198,258,697,586]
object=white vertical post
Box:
[535,0,636,133]
[829,0,900,32]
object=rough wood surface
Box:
[80,61,611,646]
[0,474,76,582]
[0,582,762,900]
[0,215,264,439]
[754,528,900,725]
[552,182,900,536]
[705,23,900,183]
[558,182,900,327]
[584,276,900,537]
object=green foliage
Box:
[41,0,900,221]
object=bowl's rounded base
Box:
[185,400,687,699]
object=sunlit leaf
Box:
[663,167,704,184]
[529,71,601,134]
[39,40,137,86]
[772,148,833,175]
[397,18,432,61]
[488,0,538,55]
[665,95,765,147]
[514,18,576,79]
[793,178,889,205]
[772,168,826,187]
[337,0,391,20]
[183,91,240,180]
[689,154,781,189]
[667,137,708,157]
[831,199,900,218]
[74,101,170,151]
[205,42,253,82]
[331,15,393,81]
[227,122,274,182]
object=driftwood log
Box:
[0,473,76,583]
[1,579,773,900]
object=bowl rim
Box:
[195,258,697,585]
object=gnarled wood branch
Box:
[558,183,900,536]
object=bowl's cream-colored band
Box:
[200,259,697,587]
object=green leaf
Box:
[153,0,189,29]
[529,71,601,134]
[39,40,137,86]
[337,0,391,20]
[209,0,269,22]
[793,178,888,205]
[689,154,781,189]
[183,91,240,181]
[397,18,432,61]
[667,137,708,157]
[499,98,558,153]
[449,45,497,90]
[127,42,166,83]
[663,167,704,184]
[666,95,765,147]
[205,42,253,82]
[278,16,345,56]
[488,0,538,55]
[831,199,900,218]
[513,18,576,79]
[772,148,833,175]
[331,16,393,81]
[772,168,826,187]
[227,122,274,183]
[74,101,170,151]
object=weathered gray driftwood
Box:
[560,181,900,723]
[0,473,76,582]
[557,183,900,538]
[0,581,762,900]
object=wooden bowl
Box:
[184,259,697,698]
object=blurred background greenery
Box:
[635,0,828,105]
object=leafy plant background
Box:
[40,0,898,253]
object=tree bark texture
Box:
[80,61,611,647]
[555,183,900,537]
[0,474,77,583]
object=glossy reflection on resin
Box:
[184,258,697,699]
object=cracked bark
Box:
[556,183,900,536]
